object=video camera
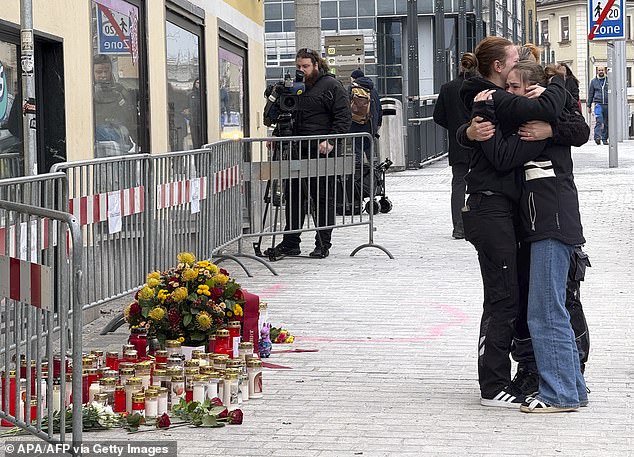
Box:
[263,70,306,130]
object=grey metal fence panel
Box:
[241,133,392,259]
[0,153,23,179]
[51,156,150,310]
[407,95,448,167]
[0,199,83,449]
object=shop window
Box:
[0,39,22,177]
[166,15,205,150]
[219,42,247,139]
[91,0,143,157]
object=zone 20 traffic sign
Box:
[589,0,626,40]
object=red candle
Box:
[106,352,119,371]
[113,386,126,413]
[1,371,17,426]
[129,328,147,359]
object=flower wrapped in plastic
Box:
[125,253,246,347]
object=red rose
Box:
[129,303,142,315]
[156,412,171,428]
[219,268,229,276]
[210,288,224,300]
[233,289,243,300]
[218,408,229,418]
[228,409,243,425]
[210,397,223,406]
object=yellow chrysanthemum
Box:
[177,252,196,265]
[196,260,211,268]
[182,268,198,282]
[233,304,243,317]
[196,311,213,331]
[196,284,211,296]
[147,278,160,288]
[171,287,188,303]
[286,335,295,343]
[207,264,219,275]
[213,274,229,286]
[157,289,169,303]
[139,286,154,300]
[148,307,166,321]
[178,336,185,343]
[147,271,161,281]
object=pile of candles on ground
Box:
[1,326,264,424]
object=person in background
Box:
[433,62,475,239]
[189,78,203,148]
[587,66,609,145]
[264,47,351,259]
[93,54,138,154]
[562,64,580,104]
[349,69,382,166]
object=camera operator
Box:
[266,47,351,259]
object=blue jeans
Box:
[528,239,587,407]
[594,104,608,141]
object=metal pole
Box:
[614,40,627,141]
[489,0,497,36]
[458,0,467,57]
[607,42,618,167]
[512,0,519,43]
[502,0,509,38]
[20,0,37,176]
[475,0,484,42]
[406,0,421,168]
[435,0,447,90]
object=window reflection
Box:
[219,47,245,139]
[91,0,141,157]
[0,41,22,178]
[166,20,203,151]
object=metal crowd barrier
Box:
[241,133,393,259]
[0,153,23,179]
[0,199,84,450]
[51,156,150,310]
[407,95,447,168]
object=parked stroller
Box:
[336,157,393,215]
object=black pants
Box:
[350,122,373,166]
[462,193,519,398]
[451,163,469,232]
[282,175,335,249]
[512,246,591,372]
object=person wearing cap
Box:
[349,69,382,166]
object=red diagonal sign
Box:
[589,0,617,40]
[97,4,131,53]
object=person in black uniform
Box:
[456,36,567,409]
[433,62,475,239]
[265,48,352,259]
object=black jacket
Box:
[348,76,383,136]
[457,76,566,202]
[296,71,352,136]
[433,75,470,165]
[474,98,588,245]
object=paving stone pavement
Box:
[75,141,633,457]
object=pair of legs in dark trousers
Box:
[281,175,334,250]
[462,193,519,398]
[451,162,469,236]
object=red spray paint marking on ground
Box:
[588,0,617,40]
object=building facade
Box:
[264,0,526,101]
[536,0,634,102]
[0,0,266,176]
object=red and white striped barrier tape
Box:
[0,255,53,311]
[68,186,145,226]
[213,165,240,194]
[156,177,208,210]
[0,219,53,258]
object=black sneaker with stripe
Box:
[480,385,527,409]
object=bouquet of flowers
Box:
[125,252,245,347]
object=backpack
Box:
[350,83,371,125]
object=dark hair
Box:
[296,47,330,73]
[93,54,112,67]
[561,63,579,85]
[461,36,514,78]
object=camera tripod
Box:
[253,115,327,261]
